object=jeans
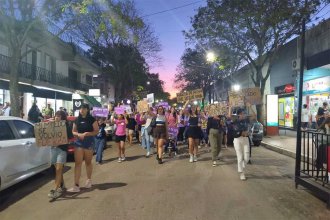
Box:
[94,138,105,163]
[209,129,222,161]
[142,126,153,153]
[233,136,250,173]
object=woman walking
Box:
[94,117,107,164]
[177,109,185,144]
[68,104,98,193]
[48,110,73,198]
[142,108,156,157]
[186,106,201,162]
[207,115,223,167]
[153,106,168,164]
[113,114,128,162]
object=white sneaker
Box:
[146,152,150,157]
[212,161,217,167]
[121,156,126,161]
[189,155,194,163]
[198,145,201,149]
[118,157,122,163]
[84,179,92,188]
[67,185,80,193]
[193,155,198,162]
[240,173,247,181]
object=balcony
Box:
[0,54,92,92]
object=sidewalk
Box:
[261,129,298,159]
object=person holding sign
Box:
[113,113,128,162]
[48,110,73,199]
[228,103,256,181]
[67,104,98,193]
[153,106,169,164]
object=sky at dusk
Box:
[135,0,206,98]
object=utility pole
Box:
[295,15,306,180]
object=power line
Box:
[141,0,204,18]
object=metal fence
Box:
[297,130,330,208]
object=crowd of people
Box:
[46,101,260,199]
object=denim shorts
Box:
[74,136,94,150]
[51,147,67,164]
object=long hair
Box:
[170,107,177,118]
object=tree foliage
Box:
[186,0,322,123]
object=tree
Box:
[146,73,170,101]
[186,0,322,123]
[0,0,86,116]
[73,0,161,101]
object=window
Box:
[13,120,35,139]
[0,121,15,141]
[86,74,93,85]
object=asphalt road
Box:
[0,143,329,220]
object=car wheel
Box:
[253,141,261,146]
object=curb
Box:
[261,141,296,159]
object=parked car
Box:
[0,117,51,191]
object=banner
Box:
[242,87,262,105]
[177,89,204,103]
[147,93,155,104]
[34,121,68,147]
[92,107,109,118]
[228,91,244,107]
[115,107,126,115]
[73,99,84,112]
[204,103,228,117]
[137,100,149,113]
[123,105,133,114]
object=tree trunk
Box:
[9,51,21,117]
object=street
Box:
[0,144,329,220]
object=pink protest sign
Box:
[115,107,125,115]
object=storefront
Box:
[275,83,296,128]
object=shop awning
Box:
[306,49,330,70]
[81,94,102,107]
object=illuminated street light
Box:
[193,100,198,105]
[147,81,150,85]
[127,99,131,104]
[233,84,240,91]
[206,51,216,63]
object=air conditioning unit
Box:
[292,58,300,71]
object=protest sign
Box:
[92,107,109,118]
[137,100,149,113]
[34,121,68,147]
[177,89,204,103]
[204,103,228,117]
[147,93,155,104]
[115,107,125,115]
[228,91,245,107]
[242,87,262,105]
[123,105,133,114]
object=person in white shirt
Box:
[3,102,11,116]
[301,104,310,130]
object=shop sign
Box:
[275,84,295,94]
[73,99,84,112]
[266,95,279,126]
[303,76,330,95]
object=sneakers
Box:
[48,188,63,199]
[193,155,198,162]
[158,158,163,164]
[189,155,194,163]
[198,145,201,149]
[84,179,92,189]
[67,185,80,193]
[121,156,126,161]
[240,173,247,181]
[146,152,150,158]
[118,157,122,163]
[212,161,217,167]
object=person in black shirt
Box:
[228,103,256,181]
[48,110,73,199]
[67,104,98,193]
[316,102,328,128]
[186,105,201,163]
[207,115,226,167]
[94,117,107,164]
[126,114,137,145]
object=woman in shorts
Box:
[113,114,128,162]
[153,106,168,164]
[67,104,98,193]
[48,110,73,199]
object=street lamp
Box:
[193,100,198,105]
[147,81,150,85]
[206,51,216,63]
[233,84,240,91]
[127,99,131,104]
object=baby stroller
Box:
[166,127,178,157]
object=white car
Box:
[0,117,51,191]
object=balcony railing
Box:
[0,54,91,92]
